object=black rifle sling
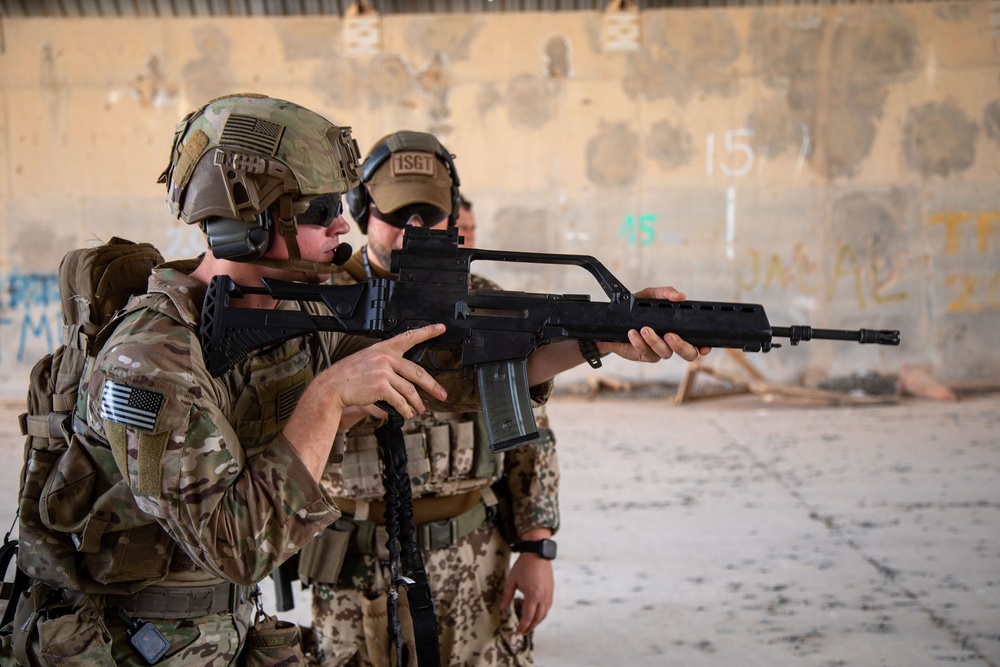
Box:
[373,403,442,667]
[0,533,31,628]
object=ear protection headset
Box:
[200,209,274,262]
[346,131,461,234]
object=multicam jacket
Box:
[26,258,481,595]
[324,249,560,536]
[45,262,350,589]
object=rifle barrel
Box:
[771,326,900,346]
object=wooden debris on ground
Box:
[586,375,633,393]
[898,364,958,401]
[674,350,900,407]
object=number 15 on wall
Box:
[706,128,755,177]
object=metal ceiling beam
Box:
[0,0,965,17]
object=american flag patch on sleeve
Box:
[100,381,164,432]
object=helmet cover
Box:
[159,94,362,224]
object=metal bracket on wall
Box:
[344,0,382,57]
[601,0,640,53]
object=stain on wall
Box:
[746,105,809,161]
[181,25,234,104]
[545,36,572,79]
[934,3,976,21]
[277,20,342,60]
[903,101,979,177]
[753,9,920,179]
[475,83,504,120]
[507,73,553,129]
[586,121,640,187]
[416,52,452,135]
[129,57,177,108]
[492,206,549,253]
[826,189,914,323]
[313,58,359,109]
[366,54,415,110]
[405,17,480,62]
[647,119,693,171]
[624,13,740,105]
[983,100,1000,144]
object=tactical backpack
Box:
[1,237,164,626]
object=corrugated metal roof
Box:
[0,0,950,18]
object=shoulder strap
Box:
[374,403,441,667]
[0,538,31,628]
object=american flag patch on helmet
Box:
[220,114,284,157]
[100,381,164,432]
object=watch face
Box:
[538,539,557,560]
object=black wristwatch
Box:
[512,539,557,560]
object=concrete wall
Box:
[1,2,998,399]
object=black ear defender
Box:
[200,209,274,262]
[346,131,461,234]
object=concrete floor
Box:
[1,393,997,666]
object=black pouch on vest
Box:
[490,478,519,546]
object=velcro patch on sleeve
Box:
[100,380,164,432]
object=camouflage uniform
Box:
[10,260,476,666]
[307,251,559,667]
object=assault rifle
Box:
[200,227,900,451]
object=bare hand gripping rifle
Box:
[200,226,900,452]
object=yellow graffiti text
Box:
[928,211,1000,254]
[944,271,1000,312]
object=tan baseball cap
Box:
[367,150,453,214]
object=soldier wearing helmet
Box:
[7,95,456,666]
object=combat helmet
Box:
[158,93,362,274]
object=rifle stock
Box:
[200,227,900,451]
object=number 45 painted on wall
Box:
[618,214,657,246]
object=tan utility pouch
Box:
[361,590,417,667]
[333,415,479,499]
[242,612,307,667]
[297,523,353,586]
[14,584,113,667]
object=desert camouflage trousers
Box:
[310,524,532,667]
[1,586,255,666]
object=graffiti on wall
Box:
[0,271,61,364]
[614,209,1000,310]
[930,210,1000,312]
[739,242,909,309]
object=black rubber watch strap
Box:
[512,539,557,560]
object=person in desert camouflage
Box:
[304,131,707,667]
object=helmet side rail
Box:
[200,227,900,450]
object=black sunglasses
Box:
[295,194,344,228]
[372,202,448,229]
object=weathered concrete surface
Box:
[1,3,998,399]
[1,391,997,665]
[536,393,1000,666]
